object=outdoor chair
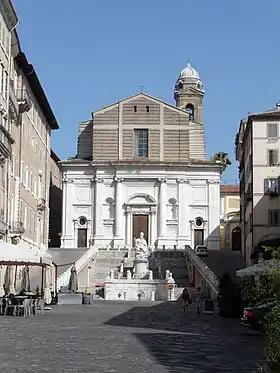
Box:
[35,298,45,315]
[4,299,17,316]
[17,298,32,317]
[0,298,4,315]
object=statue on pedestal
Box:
[134,232,148,260]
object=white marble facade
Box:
[60,164,221,250]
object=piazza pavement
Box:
[0,300,264,373]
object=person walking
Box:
[196,287,203,314]
[182,288,190,313]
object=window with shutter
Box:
[268,210,280,225]
[268,149,278,165]
[264,178,278,193]
[267,123,278,138]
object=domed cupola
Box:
[174,62,204,95]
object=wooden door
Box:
[231,227,241,251]
[77,228,87,248]
[194,229,204,247]
[133,215,148,244]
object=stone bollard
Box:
[127,270,131,280]
[110,269,114,279]
[149,270,153,280]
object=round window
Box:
[79,217,86,226]
[195,218,203,227]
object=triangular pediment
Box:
[179,86,204,95]
[92,92,190,116]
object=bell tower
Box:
[174,62,204,125]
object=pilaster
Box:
[206,178,220,249]
[157,177,167,246]
[125,206,132,248]
[177,177,191,246]
[114,176,124,246]
[93,176,104,243]
[60,174,74,248]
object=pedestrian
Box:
[196,287,203,314]
[182,288,190,312]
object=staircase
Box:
[56,246,97,290]
[184,245,220,297]
[151,250,190,287]
[91,250,128,284]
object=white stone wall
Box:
[60,164,221,250]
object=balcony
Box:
[8,221,25,238]
[17,89,31,113]
[9,82,19,119]
[0,218,7,235]
[0,126,12,164]
[37,198,46,212]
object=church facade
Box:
[60,63,222,250]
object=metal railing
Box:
[0,127,12,155]
[185,245,220,296]
[8,221,25,234]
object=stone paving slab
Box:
[0,301,264,373]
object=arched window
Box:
[186,104,194,121]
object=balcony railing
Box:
[9,79,19,116]
[37,198,46,212]
[16,88,31,113]
[0,126,12,162]
[0,218,7,234]
[9,221,25,235]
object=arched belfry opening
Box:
[185,103,194,121]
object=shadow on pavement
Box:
[134,331,264,373]
[105,301,243,333]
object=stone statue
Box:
[134,232,148,260]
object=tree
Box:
[211,152,232,171]
[249,246,280,372]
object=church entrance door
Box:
[77,228,87,248]
[133,215,148,244]
[194,229,204,247]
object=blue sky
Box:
[13,0,280,184]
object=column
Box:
[150,207,156,248]
[114,176,124,245]
[177,178,190,246]
[158,177,167,238]
[61,175,74,248]
[93,177,104,240]
[90,178,95,240]
[126,207,132,248]
[207,179,221,249]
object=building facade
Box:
[236,105,280,264]
[0,0,59,255]
[60,63,222,251]
[48,150,62,248]
[0,0,18,239]
[219,185,241,251]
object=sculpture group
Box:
[134,232,148,260]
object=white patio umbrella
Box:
[4,265,16,294]
[236,259,280,277]
[0,265,6,296]
[44,266,52,305]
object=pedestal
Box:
[134,259,149,279]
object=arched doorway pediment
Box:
[126,193,157,206]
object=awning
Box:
[0,240,52,266]
[236,259,280,277]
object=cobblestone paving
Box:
[0,301,264,373]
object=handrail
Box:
[185,245,219,295]
[56,246,97,289]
